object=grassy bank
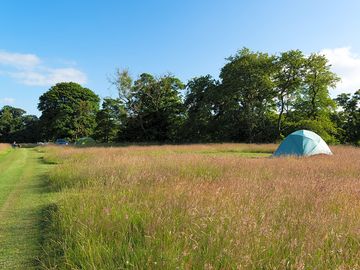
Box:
[41,144,360,269]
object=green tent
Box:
[75,137,96,146]
[273,130,332,157]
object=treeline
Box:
[0,48,359,145]
[0,106,40,143]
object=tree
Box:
[334,90,360,144]
[183,75,219,142]
[296,54,339,119]
[274,50,305,137]
[113,69,133,105]
[219,48,277,142]
[0,106,25,142]
[12,115,40,143]
[289,53,340,143]
[94,98,125,143]
[0,106,40,143]
[112,71,185,142]
[38,82,100,141]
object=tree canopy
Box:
[94,98,125,143]
[115,72,185,142]
[0,106,39,143]
[1,48,359,145]
[38,82,100,141]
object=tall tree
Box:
[12,115,40,143]
[274,50,305,137]
[38,82,100,141]
[297,54,339,119]
[0,106,25,142]
[0,106,39,142]
[94,98,125,143]
[219,48,277,142]
[183,75,219,142]
[113,71,185,142]
[111,69,133,105]
[288,53,340,142]
[334,90,360,144]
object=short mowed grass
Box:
[40,144,360,269]
[0,146,55,269]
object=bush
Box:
[283,118,340,144]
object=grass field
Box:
[0,147,54,269]
[36,144,360,269]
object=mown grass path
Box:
[0,148,53,269]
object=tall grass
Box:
[40,144,360,269]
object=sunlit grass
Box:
[40,144,360,269]
[0,148,55,268]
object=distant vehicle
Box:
[55,139,69,145]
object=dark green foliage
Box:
[281,53,341,143]
[116,73,185,142]
[300,54,339,120]
[38,82,100,141]
[94,98,125,143]
[334,90,360,144]
[0,106,24,142]
[0,106,40,143]
[3,48,359,144]
[218,48,277,142]
[283,117,340,144]
[12,115,41,143]
[182,75,219,142]
[274,50,305,138]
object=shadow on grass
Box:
[17,144,39,149]
[27,154,62,268]
[38,156,58,165]
[34,203,64,268]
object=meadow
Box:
[40,144,360,269]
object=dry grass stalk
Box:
[41,144,360,269]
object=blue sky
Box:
[1,0,360,115]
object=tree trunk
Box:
[277,93,285,138]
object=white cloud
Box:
[320,47,360,96]
[12,68,87,86]
[0,51,40,68]
[0,97,15,105]
[0,49,87,86]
